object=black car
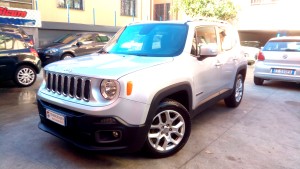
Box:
[0,32,41,87]
[0,23,34,47]
[37,32,110,66]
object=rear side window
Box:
[263,40,300,51]
[95,35,109,42]
[0,34,14,50]
[0,34,26,50]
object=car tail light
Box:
[29,39,34,46]
[257,51,265,61]
[30,48,39,57]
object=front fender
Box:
[144,82,192,126]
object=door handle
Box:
[8,53,17,56]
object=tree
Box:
[172,0,239,22]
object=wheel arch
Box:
[16,61,40,74]
[145,82,193,126]
[60,52,75,60]
[237,64,247,82]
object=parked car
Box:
[37,19,247,157]
[0,32,41,87]
[241,41,260,65]
[254,36,300,85]
[37,32,110,66]
[0,23,34,47]
[241,46,259,65]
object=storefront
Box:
[0,5,41,47]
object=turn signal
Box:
[127,81,133,96]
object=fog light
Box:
[112,131,119,138]
[95,130,122,143]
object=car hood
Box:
[44,53,174,79]
[39,42,70,50]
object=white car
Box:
[241,46,259,65]
[254,36,300,85]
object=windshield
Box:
[103,23,188,57]
[263,40,300,52]
[53,33,80,44]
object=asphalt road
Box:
[0,65,300,169]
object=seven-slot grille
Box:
[46,72,91,101]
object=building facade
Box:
[236,0,300,45]
[0,0,41,47]
[1,0,299,48]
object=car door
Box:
[74,34,95,56]
[216,26,240,90]
[192,26,223,104]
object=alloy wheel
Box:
[148,109,185,152]
[17,67,36,86]
[235,77,243,102]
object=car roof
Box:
[0,23,20,29]
[269,36,300,41]
[73,32,108,35]
[128,19,230,27]
[0,32,23,39]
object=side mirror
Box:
[76,41,83,47]
[197,44,218,59]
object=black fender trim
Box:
[237,64,247,81]
[145,82,193,127]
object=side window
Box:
[191,33,197,56]
[218,26,237,51]
[13,39,26,50]
[95,35,109,42]
[5,37,14,50]
[0,35,6,50]
[79,34,94,44]
[0,35,14,50]
[190,26,217,56]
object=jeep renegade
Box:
[37,19,247,158]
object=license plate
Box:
[271,68,295,75]
[46,109,66,126]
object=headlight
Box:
[45,48,59,54]
[100,79,119,100]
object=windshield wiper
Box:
[285,49,299,51]
[136,54,148,56]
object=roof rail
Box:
[191,17,229,24]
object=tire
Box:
[14,65,37,87]
[224,74,244,108]
[61,53,74,60]
[254,76,264,85]
[143,99,191,158]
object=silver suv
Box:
[37,19,247,158]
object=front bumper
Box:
[38,52,60,67]
[37,99,149,152]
